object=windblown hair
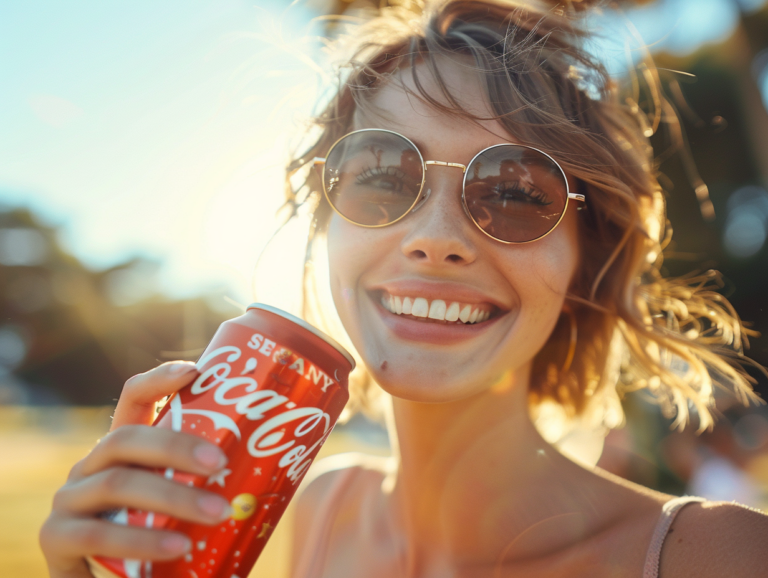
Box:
[281,0,761,430]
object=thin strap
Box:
[292,466,359,578]
[643,496,705,578]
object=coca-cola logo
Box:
[185,335,336,483]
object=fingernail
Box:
[168,362,196,374]
[198,495,232,520]
[193,444,227,469]
[161,534,191,554]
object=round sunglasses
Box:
[313,129,585,244]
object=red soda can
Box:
[87,303,355,578]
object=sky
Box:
[1,0,766,307]
[0,0,325,308]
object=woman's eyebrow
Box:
[348,123,427,152]
[406,135,429,154]
[347,124,520,161]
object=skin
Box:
[310,61,666,576]
[40,60,768,578]
[293,63,768,577]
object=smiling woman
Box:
[324,64,583,402]
[39,1,768,578]
[292,1,759,430]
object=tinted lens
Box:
[463,145,568,243]
[323,130,424,226]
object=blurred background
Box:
[2,0,768,576]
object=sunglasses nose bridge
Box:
[424,160,467,172]
[413,159,468,215]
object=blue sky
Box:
[1,0,765,304]
[1,0,324,305]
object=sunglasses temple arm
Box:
[568,192,586,202]
[311,158,326,178]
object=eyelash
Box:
[356,166,416,190]
[492,181,552,205]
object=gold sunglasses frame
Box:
[313,128,586,244]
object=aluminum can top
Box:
[247,303,356,369]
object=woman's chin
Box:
[369,369,492,404]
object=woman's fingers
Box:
[111,361,198,429]
[41,516,192,570]
[44,466,231,574]
[41,361,219,577]
[75,425,227,480]
[54,467,232,525]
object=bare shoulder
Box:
[295,451,390,514]
[290,453,390,574]
[660,500,768,578]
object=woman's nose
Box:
[399,170,478,266]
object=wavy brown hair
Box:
[278,0,762,430]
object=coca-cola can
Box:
[87,303,355,578]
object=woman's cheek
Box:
[532,215,580,297]
[326,216,354,322]
[507,224,579,345]
[326,215,383,335]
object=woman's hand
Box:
[40,362,233,578]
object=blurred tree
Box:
[0,207,234,406]
[652,4,768,397]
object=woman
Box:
[40,1,768,576]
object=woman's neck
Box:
[383,365,648,573]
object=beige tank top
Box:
[642,496,706,578]
[293,469,705,578]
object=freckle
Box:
[677,538,683,543]
[380,360,388,371]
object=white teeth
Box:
[411,297,429,318]
[428,299,447,320]
[381,293,494,324]
[402,297,413,315]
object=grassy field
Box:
[0,407,386,578]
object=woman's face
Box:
[326,62,580,402]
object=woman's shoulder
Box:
[658,499,768,578]
[295,452,391,513]
[290,453,392,574]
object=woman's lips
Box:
[372,292,504,345]
[379,291,495,323]
[370,280,511,313]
